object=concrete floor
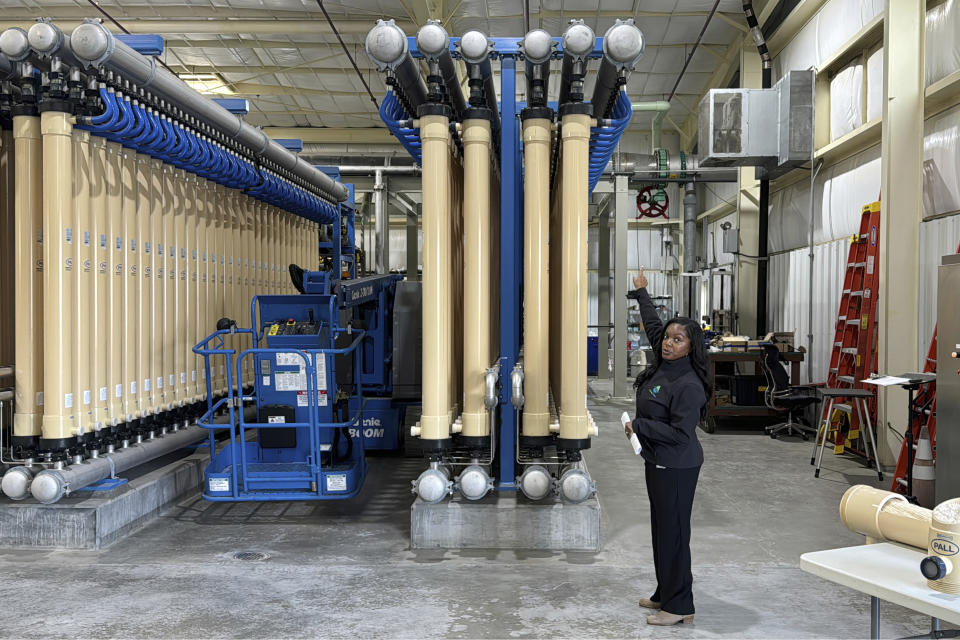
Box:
[0,380,941,638]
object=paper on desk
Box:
[622,412,642,455]
[862,375,912,386]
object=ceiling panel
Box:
[11,0,748,139]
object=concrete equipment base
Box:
[411,491,602,551]
[0,450,205,549]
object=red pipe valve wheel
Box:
[636,185,669,219]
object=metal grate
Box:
[232,551,270,562]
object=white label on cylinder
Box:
[115,384,122,398]
[100,234,107,249]
[219,365,224,375]
[169,375,175,387]
[145,241,150,254]
[116,236,122,250]
[158,243,163,254]
[131,381,137,395]
[181,248,186,259]
[157,377,163,389]
[192,371,197,382]
[180,373,186,384]
[83,390,91,405]
[130,239,136,252]
[83,231,90,246]
[65,393,73,409]
[65,228,73,244]
[169,246,174,257]
[100,387,107,402]
[144,379,151,392]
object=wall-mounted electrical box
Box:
[722,226,739,255]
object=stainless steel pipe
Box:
[30,425,207,503]
[65,21,348,203]
[365,19,428,115]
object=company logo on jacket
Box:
[648,385,661,398]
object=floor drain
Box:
[233,551,269,562]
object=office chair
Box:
[759,343,820,440]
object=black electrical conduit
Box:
[743,1,773,336]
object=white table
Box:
[801,542,960,638]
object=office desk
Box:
[703,351,804,429]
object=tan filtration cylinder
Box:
[173,169,187,406]
[224,192,236,388]
[13,115,43,437]
[161,163,176,410]
[90,135,109,430]
[73,130,94,433]
[558,113,592,441]
[241,197,251,385]
[548,143,563,410]
[41,111,77,441]
[120,147,140,420]
[197,179,209,393]
[194,178,206,399]
[105,141,123,425]
[213,186,225,394]
[460,118,492,438]
[451,145,464,424]
[255,204,263,292]
[419,114,453,442]
[135,155,152,418]
[0,129,13,368]
[148,158,163,414]
[185,174,197,402]
[839,484,932,549]
[522,117,553,437]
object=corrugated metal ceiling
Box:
[10,0,749,130]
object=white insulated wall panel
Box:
[926,0,960,87]
[923,103,960,219]
[767,238,848,382]
[829,60,865,141]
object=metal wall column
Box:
[597,206,610,380]
[877,0,925,465]
[613,174,629,399]
[498,56,519,488]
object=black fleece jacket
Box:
[628,287,706,469]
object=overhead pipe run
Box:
[416,21,468,120]
[458,30,501,133]
[557,20,595,108]
[590,19,645,120]
[63,20,349,204]
[366,19,428,118]
[521,29,554,109]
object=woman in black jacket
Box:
[624,267,711,627]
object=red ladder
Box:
[821,202,881,456]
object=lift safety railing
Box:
[192,296,369,501]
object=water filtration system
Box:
[366,18,643,503]
[0,19,349,503]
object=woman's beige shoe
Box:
[637,598,661,610]
[646,611,694,626]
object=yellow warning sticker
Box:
[849,429,860,440]
[834,444,845,455]
[861,316,868,330]
[268,323,279,336]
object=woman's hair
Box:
[634,317,713,418]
